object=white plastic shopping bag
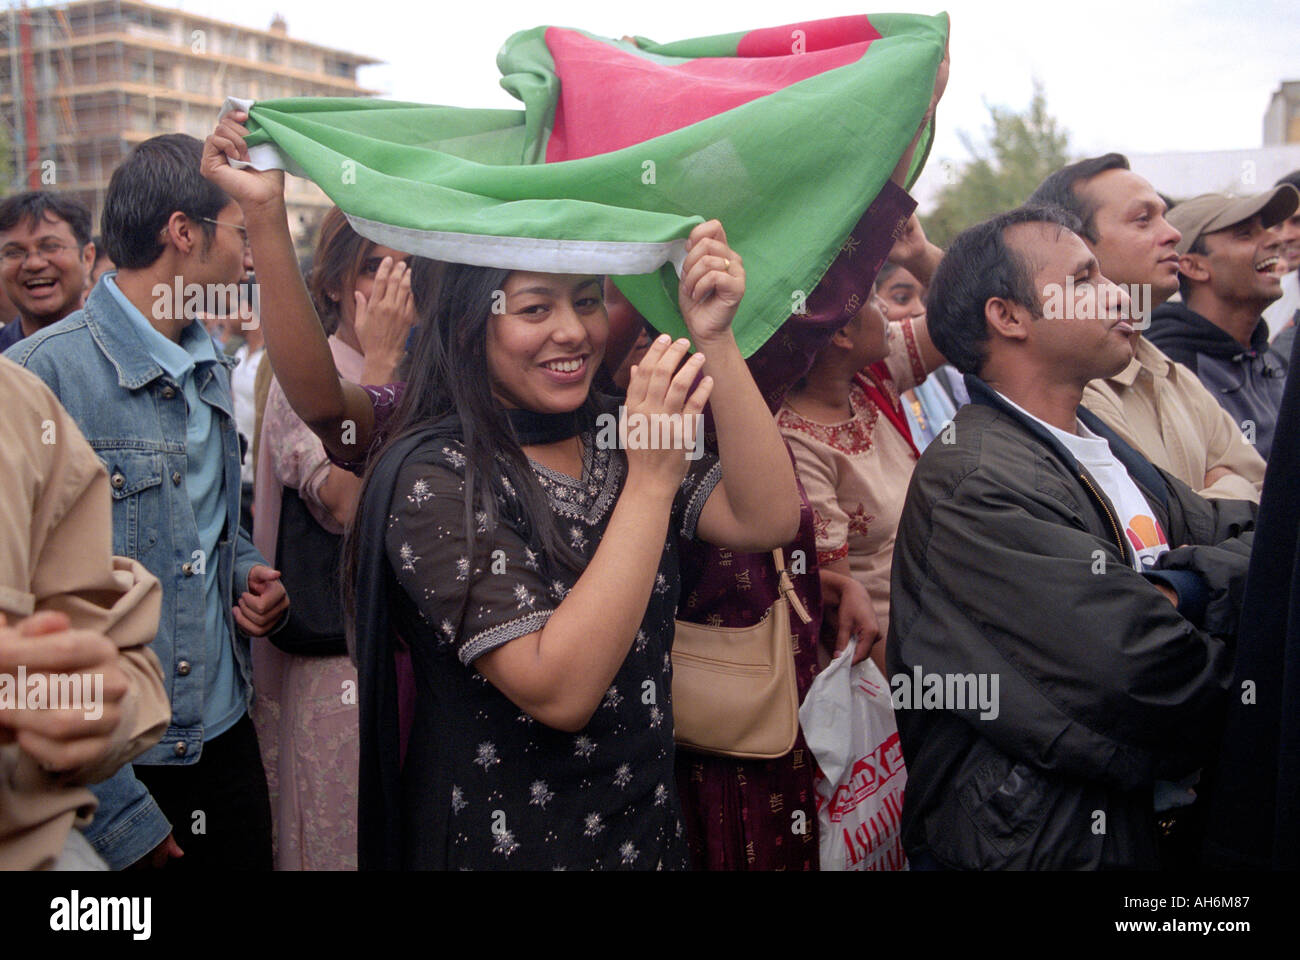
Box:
[798,643,908,870]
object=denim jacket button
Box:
[173,741,188,757]
[110,472,125,489]
[176,660,192,676]
[171,471,182,485]
[161,385,177,399]
[182,562,193,576]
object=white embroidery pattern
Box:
[493,830,520,858]
[407,478,433,506]
[682,460,723,537]
[531,442,623,523]
[459,609,554,665]
[529,780,554,808]
[474,741,500,770]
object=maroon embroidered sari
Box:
[673,182,915,870]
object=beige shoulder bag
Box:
[670,548,813,759]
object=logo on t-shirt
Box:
[1125,514,1168,568]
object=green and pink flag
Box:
[227,13,948,356]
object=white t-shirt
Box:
[230,344,264,486]
[998,393,1169,571]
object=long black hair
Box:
[341,257,597,623]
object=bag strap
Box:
[770,548,813,625]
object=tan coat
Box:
[0,355,169,869]
[1082,336,1265,503]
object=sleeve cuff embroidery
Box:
[901,316,927,386]
[681,459,723,540]
[459,609,555,666]
[818,544,849,566]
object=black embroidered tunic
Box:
[385,426,720,870]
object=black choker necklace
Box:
[507,407,582,446]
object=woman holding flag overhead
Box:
[202,112,802,869]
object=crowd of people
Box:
[1,67,1296,871]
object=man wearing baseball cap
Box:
[1147,184,1298,460]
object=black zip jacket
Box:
[887,376,1255,869]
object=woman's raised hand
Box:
[355,257,416,371]
[201,110,286,211]
[622,334,713,497]
[678,220,744,347]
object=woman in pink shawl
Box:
[249,208,413,869]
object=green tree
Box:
[926,81,1072,249]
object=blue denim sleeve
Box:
[84,765,173,870]
[233,526,266,597]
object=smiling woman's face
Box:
[486,271,608,413]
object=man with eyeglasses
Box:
[0,192,95,352]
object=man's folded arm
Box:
[892,468,1233,788]
[1151,468,1256,638]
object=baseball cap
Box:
[1168,184,1300,255]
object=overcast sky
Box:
[177,0,1299,201]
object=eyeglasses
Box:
[200,217,251,248]
[0,239,81,265]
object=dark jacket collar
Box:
[964,374,1169,514]
[1149,300,1272,361]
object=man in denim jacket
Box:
[6,134,288,870]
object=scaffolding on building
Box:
[0,0,380,247]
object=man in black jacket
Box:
[888,205,1255,870]
[1147,186,1298,460]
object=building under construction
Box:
[0,0,380,247]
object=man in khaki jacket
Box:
[0,354,169,869]
[1029,155,1265,502]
